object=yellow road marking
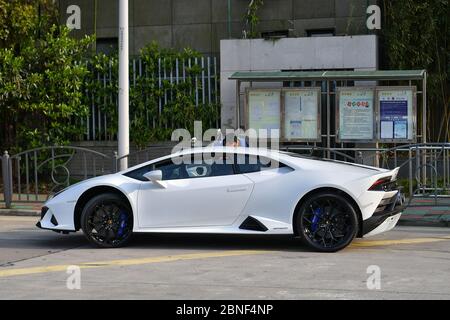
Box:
[1,236,450,278]
[351,236,450,248]
[0,250,268,278]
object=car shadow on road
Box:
[0,230,86,249]
[0,217,353,253]
[127,233,313,252]
[0,230,313,253]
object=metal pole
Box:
[422,72,427,183]
[118,0,129,170]
[93,0,98,53]
[113,151,118,173]
[409,148,413,197]
[2,151,12,209]
[423,71,427,143]
[326,81,330,158]
[236,80,241,129]
[227,0,232,39]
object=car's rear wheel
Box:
[81,193,133,248]
[296,192,358,252]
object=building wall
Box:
[220,35,378,128]
[58,0,378,56]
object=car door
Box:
[137,153,254,228]
[235,154,294,222]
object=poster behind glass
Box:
[247,90,281,136]
[337,88,375,142]
[283,88,320,142]
[378,88,415,141]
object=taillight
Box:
[369,176,392,191]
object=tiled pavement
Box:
[398,198,450,226]
[0,193,47,215]
[0,202,42,216]
[0,202,42,210]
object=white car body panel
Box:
[38,147,404,239]
[137,174,254,228]
[42,175,140,231]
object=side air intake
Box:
[239,216,268,232]
[50,215,59,226]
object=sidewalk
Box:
[0,202,42,216]
[1,198,449,226]
[397,198,450,227]
[0,193,46,216]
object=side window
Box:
[155,160,187,181]
[236,154,287,174]
[124,164,153,181]
[236,154,260,174]
[124,154,238,181]
[123,159,186,181]
[185,153,235,178]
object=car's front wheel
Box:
[81,193,133,248]
[296,192,358,252]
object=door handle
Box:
[227,187,247,193]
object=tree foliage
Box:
[84,43,220,150]
[382,0,449,142]
[243,0,264,39]
[0,0,93,151]
[0,1,220,152]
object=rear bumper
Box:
[362,191,405,236]
[362,205,404,236]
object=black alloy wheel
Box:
[81,193,133,248]
[296,192,358,252]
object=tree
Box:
[381,0,449,142]
[243,0,264,39]
[0,0,93,151]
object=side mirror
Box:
[143,170,166,188]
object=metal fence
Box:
[1,147,114,208]
[1,143,449,209]
[81,56,219,141]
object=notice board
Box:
[337,88,375,142]
[246,89,281,135]
[282,88,321,142]
[377,87,416,142]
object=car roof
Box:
[120,146,384,174]
[120,146,294,173]
[177,146,279,156]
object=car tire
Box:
[80,193,133,248]
[295,192,358,252]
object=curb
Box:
[0,210,40,217]
[398,219,450,228]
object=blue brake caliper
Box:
[117,211,127,238]
[311,207,322,232]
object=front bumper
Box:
[362,191,405,236]
[36,206,75,234]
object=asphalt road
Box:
[0,216,449,300]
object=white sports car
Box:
[37,147,405,252]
